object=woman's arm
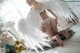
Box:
[47,9,61,27]
[47,9,58,20]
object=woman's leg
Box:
[41,19,63,46]
[52,35,63,46]
[51,18,70,40]
[58,30,70,39]
[43,26,55,38]
[49,19,63,46]
[50,19,58,34]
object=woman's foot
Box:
[64,31,70,39]
[52,35,64,46]
[60,30,70,39]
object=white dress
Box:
[18,0,80,52]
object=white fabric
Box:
[18,0,80,53]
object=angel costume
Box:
[18,0,79,52]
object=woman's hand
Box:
[41,23,47,32]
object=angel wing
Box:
[18,9,50,53]
[44,0,79,25]
[65,2,80,21]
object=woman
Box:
[18,0,78,52]
[26,0,71,46]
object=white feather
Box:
[18,18,50,53]
[43,0,79,30]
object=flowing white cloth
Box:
[18,0,80,53]
[18,9,50,53]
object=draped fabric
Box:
[18,0,80,53]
